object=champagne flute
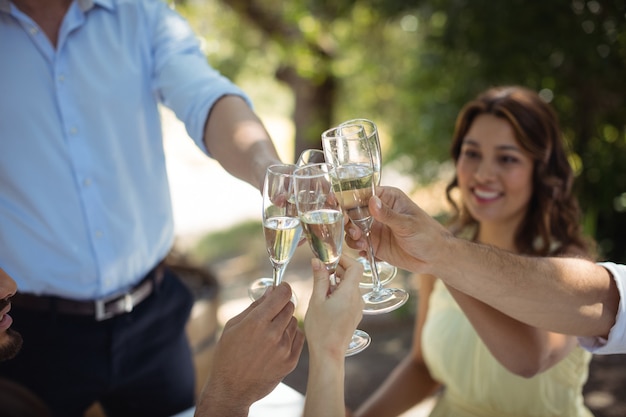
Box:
[248,164,302,303]
[293,163,370,356]
[322,124,409,315]
[338,119,397,288]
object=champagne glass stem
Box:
[364,231,383,292]
[272,264,286,287]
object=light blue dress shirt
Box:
[0,0,250,299]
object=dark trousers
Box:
[0,268,196,417]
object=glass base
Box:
[345,329,371,356]
[248,277,274,301]
[362,287,409,315]
[248,278,298,306]
[358,257,397,288]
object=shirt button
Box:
[57,75,65,83]
[83,178,92,187]
[29,27,38,36]
[69,127,78,135]
[95,230,103,238]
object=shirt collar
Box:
[84,0,115,11]
[78,0,115,12]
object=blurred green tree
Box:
[174,0,418,157]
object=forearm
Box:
[432,238,618,337]
[194,379,250,417]
[304,352,346,417]
[355,356,440,417]
[203,95,281,191]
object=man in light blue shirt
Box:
[0,0,301,415]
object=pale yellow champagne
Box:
[300,209,343,266]
[263,216,302,266]
[333,164,374,229]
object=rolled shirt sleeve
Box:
[578,262,626,354]
[149,0,251,154]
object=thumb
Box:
[310,258,330,301]
[370,195,397,227]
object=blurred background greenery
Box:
[174,0,626,262]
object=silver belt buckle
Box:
[95,293,134,321]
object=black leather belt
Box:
[12,263,165,321]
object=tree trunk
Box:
[276,65,336,160]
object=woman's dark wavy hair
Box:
[445,86,593,257]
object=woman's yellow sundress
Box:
[421,279,593,417]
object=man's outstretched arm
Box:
[345,186,620,339]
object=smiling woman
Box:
[445,86,592,257]
[455,113,535,251]
[353,86,597,417]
